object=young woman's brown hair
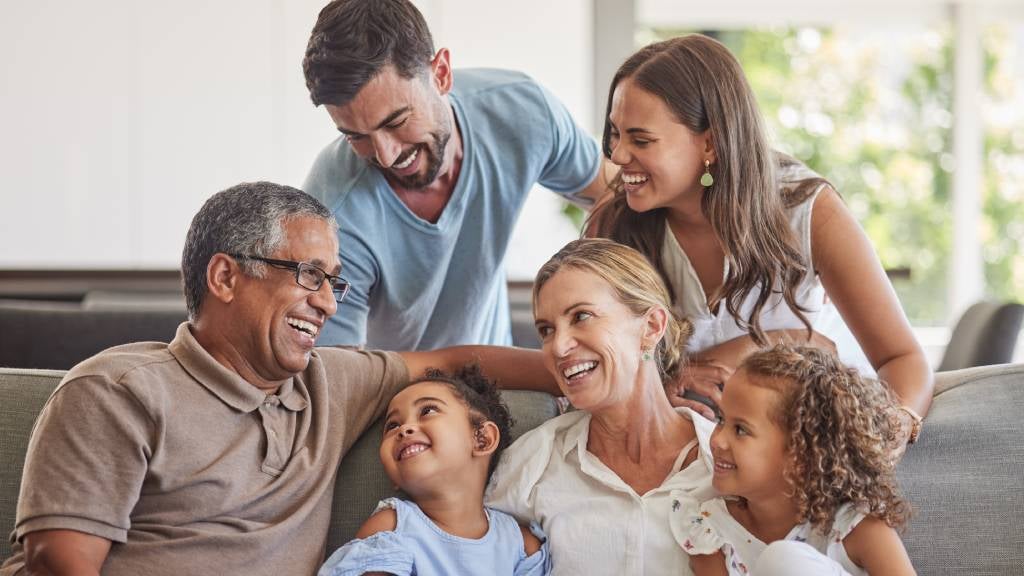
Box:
[588,34,826,345]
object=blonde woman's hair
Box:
[588,34,829,345]
[742,345,910,533]
[533,238,693,381]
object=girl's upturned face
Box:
[533,267,649,413]
[606,78,710,214]
[709,370,790,500]
[380,382,478,496]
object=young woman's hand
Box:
[662,329,834,420]
[776,328,837,353]
[889,407,921,461]
[664,360,730,419]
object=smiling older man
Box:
[1,182,553,576]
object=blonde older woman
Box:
[486,238,719,575]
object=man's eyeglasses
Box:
[229,254,350,304]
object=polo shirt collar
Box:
[167,322,307,413]
[274,376,309,411]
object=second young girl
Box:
[672,345,914,575]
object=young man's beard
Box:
[383,128,451,190]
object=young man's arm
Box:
[577,157,618,203]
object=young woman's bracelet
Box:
[898,405,923,444]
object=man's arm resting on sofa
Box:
[22,529,111,576]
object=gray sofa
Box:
[2,364,1022,575]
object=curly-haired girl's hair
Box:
[741,345,910,533]
[411,363,515,481]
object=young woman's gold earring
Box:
[700,159,714,188]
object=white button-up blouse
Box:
[486,407,718,576]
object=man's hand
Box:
[664,360,732,420]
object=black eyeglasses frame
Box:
[228,253,350,304]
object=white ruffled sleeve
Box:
[669,492,728,556]
[831,503,867,540]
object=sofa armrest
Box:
[898,363,1024,574]
[0,368,65,561]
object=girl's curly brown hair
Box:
[411,363,515,482]
[741,345,910,533]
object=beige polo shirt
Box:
[2,322,407,576]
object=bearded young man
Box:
[302,0,612,351]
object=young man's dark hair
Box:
[303,0,435,107]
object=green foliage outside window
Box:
[981,25,1024,307]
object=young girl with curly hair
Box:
[319,364,550,576]
[671,345,913,575]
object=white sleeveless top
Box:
[661,163,874,375]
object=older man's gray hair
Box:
[181,181,338,320]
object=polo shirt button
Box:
[268,429,276,437]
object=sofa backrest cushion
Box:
[0,301,186,370]
[898,363,1024,575]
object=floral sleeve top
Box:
[669,494,867,575]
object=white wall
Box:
[419,0,595,279]
[0,0,334,268]
[0,0,594,278]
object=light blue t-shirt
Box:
[318,497,551,576]
[304,68,601,350]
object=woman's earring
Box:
[700,159,714,188]
[641,347,653,362]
